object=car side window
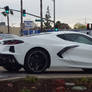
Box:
[57,34,79,42]
[75,35,92,45]
[57,33,92,45]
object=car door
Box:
[58,33,92,68]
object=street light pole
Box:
[40,0,43,32]
[20,0,23,35]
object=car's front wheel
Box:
[24,48,50,74]
[3,56,22,72]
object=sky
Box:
[0,0,92,27]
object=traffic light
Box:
[2,12,7,16]
[87,24,90,30]
[55,28,58,31]
[10,10,13,15]
[55,24,58,31]
[23,10,26,17]
[4,6,9,14]
[87,23,92,30]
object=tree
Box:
[55,21,71,30]
[44,6,52,30]
[74,23,86,29]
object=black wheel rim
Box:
[3,56,21,71]
[28,51,47,72]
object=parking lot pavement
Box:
[0,67,92,80]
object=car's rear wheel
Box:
[24,48,50,74]
[3,56,22,72]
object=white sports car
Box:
[0,31,92,73]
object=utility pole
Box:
[40,0,43,32]
[20,0,23,35]
[52,0,55,29]
[54,0,55,28]
[7,14,10,34]
[2,12,10,34]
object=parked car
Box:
[0,31,92,73]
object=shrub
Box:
[24,76,38,83]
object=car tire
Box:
[24,48,50,74]
[3,56,22,72]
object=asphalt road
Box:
[0,67,92,80]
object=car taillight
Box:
[3,40,24,45]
